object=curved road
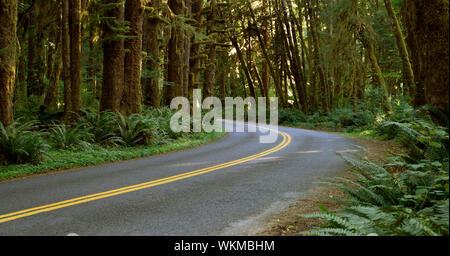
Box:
[0,122,357,235]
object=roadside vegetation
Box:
[0,107,224,181]
[276,101,449,236]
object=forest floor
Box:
[0,132,226,182]
[257,131,407,236]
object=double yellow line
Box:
[0,128,291,224]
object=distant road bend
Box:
[0,121,356,235]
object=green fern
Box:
[0,120,50,164]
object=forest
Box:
[0,0,449,236]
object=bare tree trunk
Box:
[100,0,124,112]
[0,0,17,126]
[122,0,144,114]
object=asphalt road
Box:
[0,122,357,236]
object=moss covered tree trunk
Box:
[122,0,144,115]
[402,0,449,113]
[247,1,285,105]
[383,0,415,100]
[306,0,328,113]
[0,0,17,126]
[44,21,63,112]
[100,0,124,112]
[204,0,217,99]
[164,0,184,105]
[69,0,82,114]
[62,0,72,115]
[26,3,45,98]
[261,0,269,99]
[189,0,204,92]
[360,30,393,114]
[143,0,161,108]
[182,0,192,98]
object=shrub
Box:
[48,124,93,149]
[143,107,187,141]
[116,112,158,146]
[79,110,123,146]
[278,108,307,125]
[376,120,449,160]
[0,120,50,165]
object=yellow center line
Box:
[0,127,291,224]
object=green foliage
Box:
[48,124,93,150]
[0,120,50,165]
[377,118,449,160]
[0,131,225,181]
[300,117,449,236]
[278,106,375,131]
[0,107,209,167]
[77,107,188,147]
[116,112,157,146]
[142,107,185,141]
[279,108,307,124]
[78,110,123,146]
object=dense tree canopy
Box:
[0,0,448,126]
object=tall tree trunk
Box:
[122,0,144,114]
[17,29,27,106]
[0,0,17,126]
[204,0,217,99]
[182,0,192,98]
[27,4,45,98]
[62,0,71,115]
[229,34,255,99]
[87,12,99,98]
[402,0,449,113]
[306,0,328,112]
[189,0,204,92]
[217,51,227,99]
[100,0,124,112]
[44,18,63,112]
[261,0,269,99]
[164,0,184,105]
[245,21,256,98]
[286,0,308,112]
[143,0,161,108]
[360,30,393,114]
[247,1,285,105]
[69,0,82,114]
[383,0,415,100]
[279,0,306,112]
